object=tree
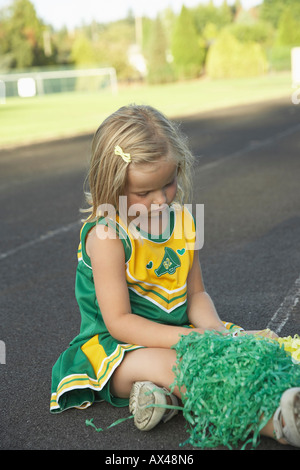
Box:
[227,22,275,47]
[276,7,300,46]
[70,33,97,65]
[171,6,205,79]
[51,27,73,65]
[266,7,300,72]
[206,30,267,78]
[0,0,49,69]
[193,1,233,34]
[146,16,175,84]
[91,20,138,80]
[260,0,300,28]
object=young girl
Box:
[50,104,300,448]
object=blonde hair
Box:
[82,104,194,222]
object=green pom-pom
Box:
[171,331,300,449]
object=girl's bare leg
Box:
[260,416,288,444]
[111,347,288,445]
[110,347,180,399]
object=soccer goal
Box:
[0,67,118,99]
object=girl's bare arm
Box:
[186,251,228,332]
[87,226,198,348]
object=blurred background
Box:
[1,1,300,451]
[0,0,299,145]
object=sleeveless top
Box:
[50,204,196,413]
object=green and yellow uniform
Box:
[50,205,197,413]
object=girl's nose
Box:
[153,189,167,206]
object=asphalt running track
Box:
[0,96,300,453]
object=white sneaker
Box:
[129,381,179,431]
[273,387,300,447]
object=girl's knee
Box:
[111,348,177,398]
[142,348,177,389]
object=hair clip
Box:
[114,145,131,163]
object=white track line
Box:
[2,121,299,261]
[1,220,299,335]
[199,121,300,172]
[0,220,80,261]
[267,274,300,334]
[1,124,299,334]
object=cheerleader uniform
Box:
[50,204,198,413]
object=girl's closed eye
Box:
[166,178,176,188]
[136,179,176,199]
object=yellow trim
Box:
[128,282,187,312]
[50,339,142,411]
[81,335,106,376]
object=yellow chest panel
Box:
[121,206,196,313]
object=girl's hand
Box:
[191,326,229,336]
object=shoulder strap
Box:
[78,217,132,267]
[96,216,132,263]
[77,221,96,269]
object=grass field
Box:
[0,72,294,147]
